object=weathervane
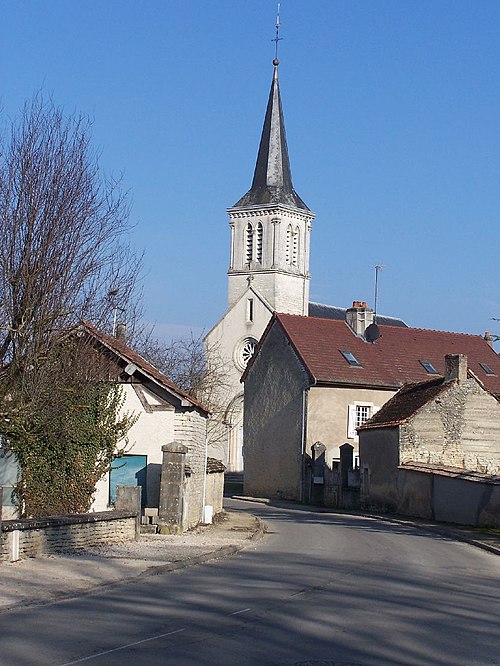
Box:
[272,3,282,63]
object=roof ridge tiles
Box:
[399,325,482,337]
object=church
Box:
[204,55,314,471]
[205,54,406,472]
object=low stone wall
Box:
[0,511,137,562]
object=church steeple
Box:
[226,41,315,315]
[234,60,310,212]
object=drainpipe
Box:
[300,388,308,503]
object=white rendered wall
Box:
[92,383,175,511]
[204,287,274,469]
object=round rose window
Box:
[235,337,258,370]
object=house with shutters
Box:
[241,305,500,505]
[358,354,500,527]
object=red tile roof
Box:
[261,313,500,395]
[81,322,208,414]
[358,377,448,429]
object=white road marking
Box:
[228,608,251,616]
[59,628,186,665]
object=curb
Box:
[0,516,266,614]
[363,513,500,557]
[138,516,266,577]
[231,497,500,556]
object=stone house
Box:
[358,354,500,527]
[0,323,223,531]
[242,309,500,505]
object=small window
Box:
[340,350,362,367]
[419,359,438,374]
[246,298,254,323]
[355,405,370,428]
[479,363,495,375]
[347,403,379,438]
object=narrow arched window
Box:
[245,223,253,263]
[285,225,292,264]
[292,226,300,266]
[256,222,263,263]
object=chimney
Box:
[484,331,494,348]
[346,301,374,338]
[444,354,467,383]
[115,322,127,343]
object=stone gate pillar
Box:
[158,442,187,534]
[310,441,327,506]
[339,443,354,489]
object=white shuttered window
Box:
[347,403,380,439]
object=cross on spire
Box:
[272,3,282,63]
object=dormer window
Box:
[419,359,438,374]
[340,350,362,367]
[479,363,495,375]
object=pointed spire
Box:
[234,60,310,211]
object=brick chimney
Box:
[115,322,127,343]
[484,331,494,349]
[346,301,374,338]
[444,354,467,383]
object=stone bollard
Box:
[115,485,142,540]
[158,442,187,535]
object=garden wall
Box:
[0,510,137,562]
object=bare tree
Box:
[0,94,142,516]
[138,331,231,452]
[0,94,142,380]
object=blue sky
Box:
[2,1,499,344]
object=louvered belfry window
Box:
[292,225,299,265]
[245,222,253,263]
[256,222,263,263]
[285,224,292,264]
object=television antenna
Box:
[374,264,384,320]
[365,264,384,343]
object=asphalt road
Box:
[1,499,499,666]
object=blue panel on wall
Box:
[109,455,147,507]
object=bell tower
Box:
[227,57,315,315]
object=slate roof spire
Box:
[234,58,310,211]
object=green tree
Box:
[4,383,135,517]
